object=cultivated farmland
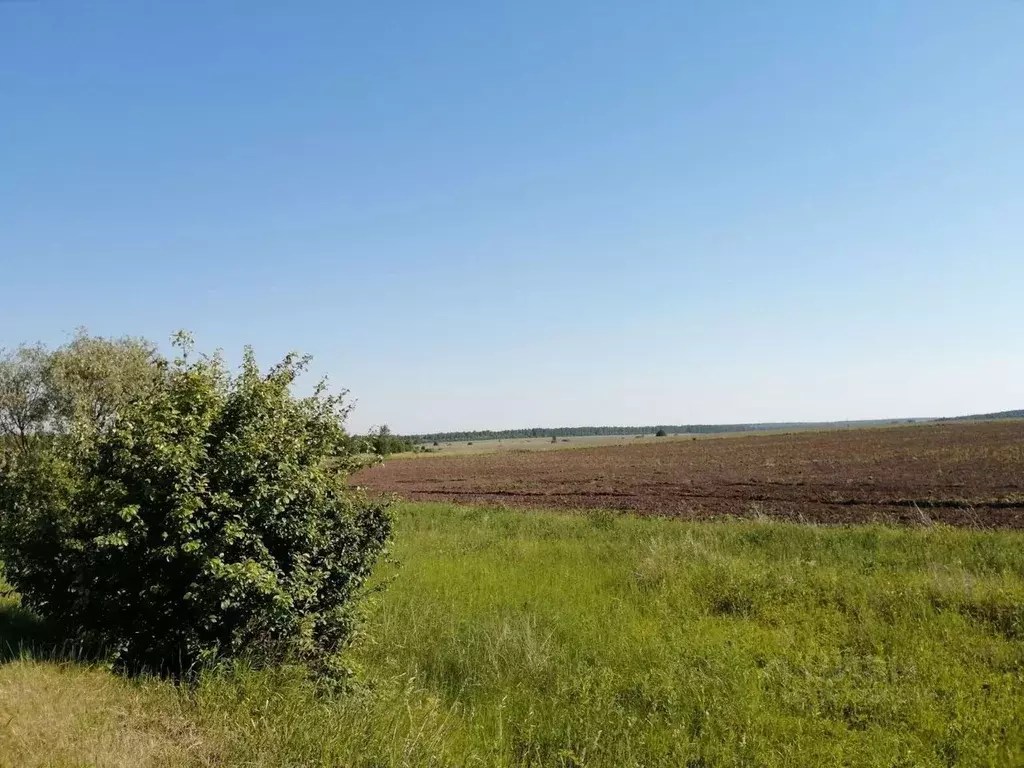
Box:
[359,421,1024,527]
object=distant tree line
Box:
[409,423,816,443]
[404,416,972,444]
[936,409,1024,422]
[397,409,1024,446]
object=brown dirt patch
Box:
[356,421,1024,527]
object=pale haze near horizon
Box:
[1,1,1021,434]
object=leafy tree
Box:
[367,424,414,456]
[0,333,391,678]
[0,330,159,447]
[0,343,51,452]
[46,328,160,433]
[655,429,668,437]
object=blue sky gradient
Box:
[2,1,1022,432]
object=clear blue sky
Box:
[2,1,1022,433]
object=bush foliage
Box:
[366,424,415,455]
[0,332,392,676]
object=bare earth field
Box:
[358,421,1024,527]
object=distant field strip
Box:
[360,421,1024,527]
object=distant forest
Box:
[407,410,1022,444]
[409,419,922,444]
[937,409,1024,422]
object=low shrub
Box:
[0,334,392,677]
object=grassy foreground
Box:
[2,503,1023,767]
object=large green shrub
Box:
[0,334,391,676]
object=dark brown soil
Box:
[356,421,1024,527]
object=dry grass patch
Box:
[0,660,209,768]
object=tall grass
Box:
[3,502,1023,766]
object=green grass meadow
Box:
[3,502,1023,766]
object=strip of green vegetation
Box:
[3,503,1024,766]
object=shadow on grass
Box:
[0,597,48,661]
[0,596,100,665]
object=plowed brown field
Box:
[357,421,1024,527]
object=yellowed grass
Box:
[0,661,209,768]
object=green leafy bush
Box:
[0,334,392,677]
[367,424,415,455]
